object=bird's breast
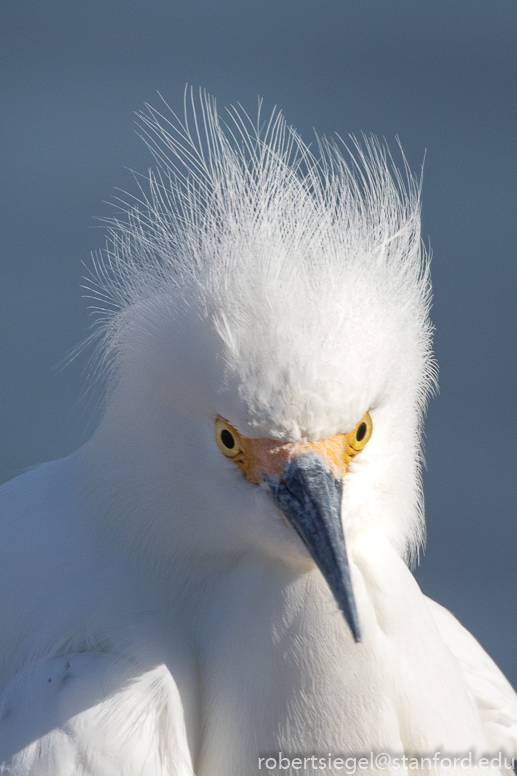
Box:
[193,536,491,775]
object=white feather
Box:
[0,654,193,775]
[426,597,517,758]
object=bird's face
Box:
[213,414,373,640]
[100,283,427,643]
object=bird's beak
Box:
[266,453,361,643]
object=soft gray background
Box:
[1,1,516,685]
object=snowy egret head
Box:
[88,93,435,642]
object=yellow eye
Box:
[215,419,242,458]
[349,412,373,453]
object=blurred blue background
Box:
[1,1,516,684]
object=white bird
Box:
[0,92,516,776]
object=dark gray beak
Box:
[267,453,361,643]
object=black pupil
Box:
[356,422,367,443]
[221,429,235,449]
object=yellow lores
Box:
[215,413,373,484]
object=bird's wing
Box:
[426,596,517,759]
[0,652,195,776]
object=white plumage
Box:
[0,92,515,775]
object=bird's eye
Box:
[349,412,373,453]
[215,419,242,458]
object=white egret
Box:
[0,92,516,775]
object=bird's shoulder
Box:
[0,457,108,639]
[0,651,195,775]
[0,456,82,542]
[425,596,517,758]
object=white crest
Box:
[89,90,434,417]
